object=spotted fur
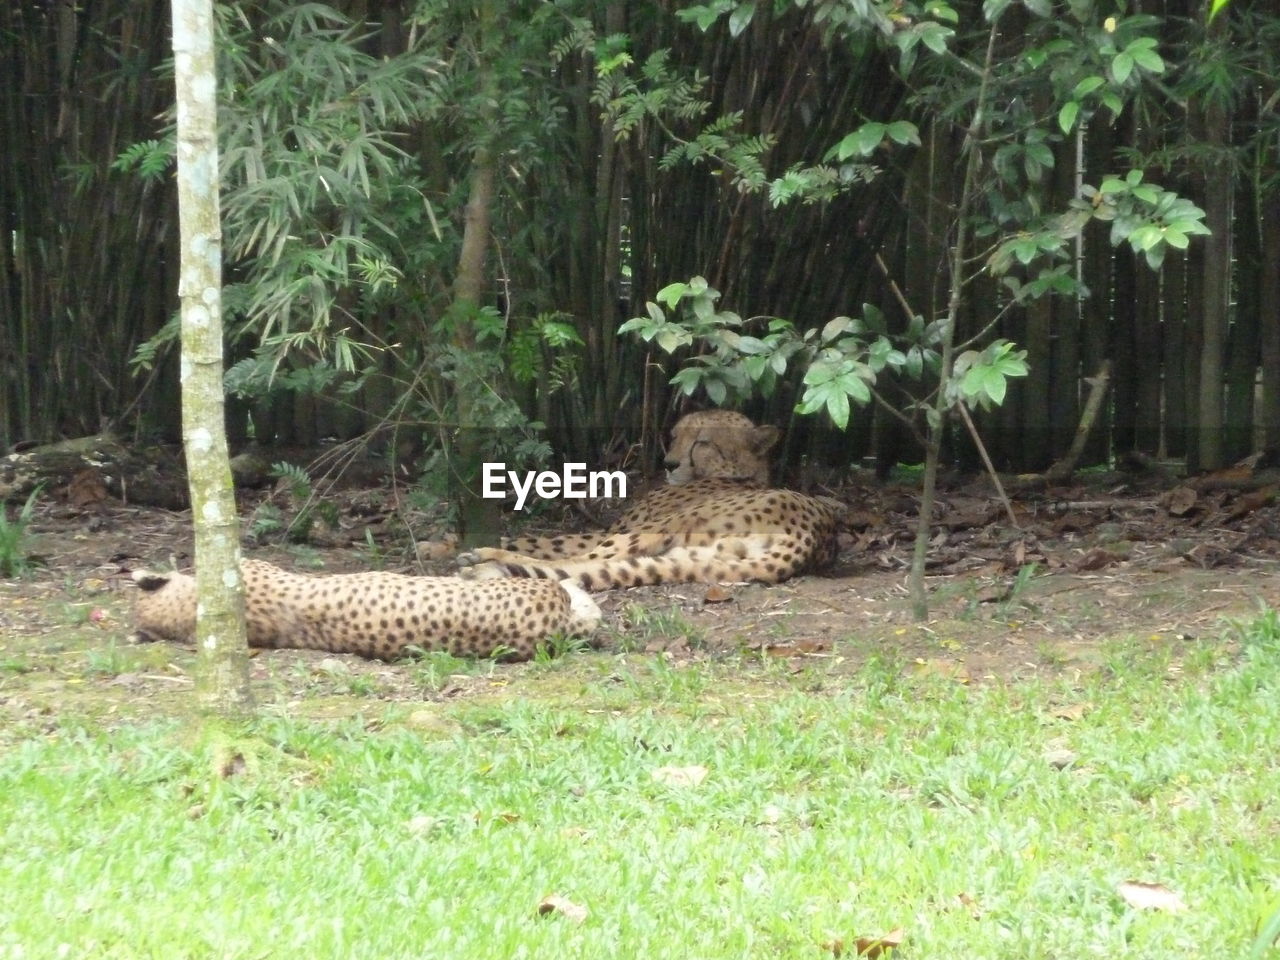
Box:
[132,559,600,661]
[458,412,843,589]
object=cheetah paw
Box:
[457,560,510,581]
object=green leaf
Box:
[655,328,689,353]
[1058,101,1080,134]
[905,346,924,379]
[852,123,888,157]
[1111,51,1134,85]
[1131,47,1164,73]
[656,282,687,309]
[982,0,1012,21]
[983,367,1008,405]
[705,377,727,405]
[822,316,854,343]
[920,23,953,55]
[687,276,709,296]
[886,121,921,146]
[842,373,872,405]
[826,388,851,430]
[1022,0,1051,16]
[1073,76,1106,98]
[728,2,755,36]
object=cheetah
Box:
[457,411,844,590]
[131,559,600,661]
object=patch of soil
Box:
[2,472,1279,725]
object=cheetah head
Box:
[663,411,779,486]
[130,568,196,644]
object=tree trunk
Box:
[171,0,252,714]
[1161,251,1187,458]
[1260,193,1280,448]
[1194,22,1232,471]
[1224,164,1260,460]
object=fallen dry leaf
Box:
[405,815,441,834]
[1074,548,1124,572]
[218,752,246,779]
[1043,747,1077,769]
[1049,702,1089,721]
[853,927,905,958]
[536,894,589,924]
[651,764,709,788]
[1116,880,1187,912]
[703,584,733,603]
[759,639,829,658]
[912,658,971,684]
[473,810,521,824]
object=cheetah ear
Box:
[749,425,781,454]
[132,570,172,592]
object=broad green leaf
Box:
[728,2,755,37]
[1058,101,1080,134]
[822,316,854,343]
[655,328,689,353]
[687,275,709,296]
[982,0,1013,21]
[887,121,921,146]
[920,23,953,54]
[905,346,924,379]
[826,388,851,430]
[656,282,687,309]
[692,294,715,322]
[1073,76,1106,98]
[705,378,727,405]
[862,303,887,334]
[1131,47,1164,72]
[854,123,888,156]
[1111,52,1134,84]
[983,367,1008,404]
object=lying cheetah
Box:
[132,559,600,661]
[458,411,844,590]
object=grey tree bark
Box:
[171,0,252,713]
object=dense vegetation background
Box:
[2,0,1277,483]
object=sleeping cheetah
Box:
[457,411,844,590]
[132,559,600,661]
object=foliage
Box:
[619,0,1208,441]
[0,487,42,577]
[246,462,339,544]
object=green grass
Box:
[2,614,1279,959]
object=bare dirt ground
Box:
[3,470,1279,724]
